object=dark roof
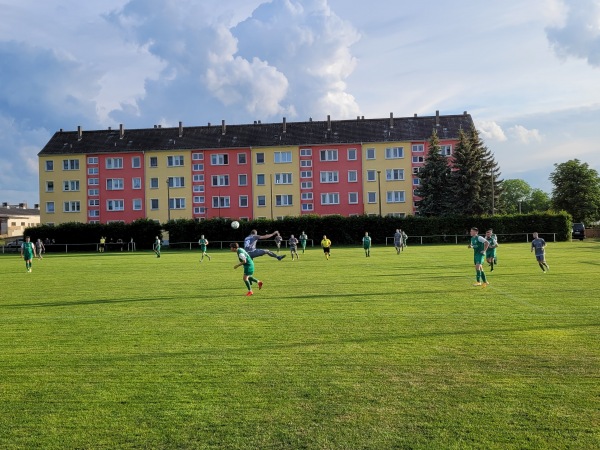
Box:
[0,207,40,217]
[38,114,474,156]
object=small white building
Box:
[0,203,41,238]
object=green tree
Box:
[529,188,551,212]
[414,130,452,216]
[499,179,532,214]
[550,159,600,223]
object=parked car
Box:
[572,223,585,240]
[5,238,24,248]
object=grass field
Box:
[0,240,598,449]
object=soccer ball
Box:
[231,221,240,229]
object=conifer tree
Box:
[414,130,451,216]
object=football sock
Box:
[490,261,494,271]
[244,280,251,290]
[249,276,258,285]
[481,271,487,282]
[476,270,481,282]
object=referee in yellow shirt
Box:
[321,235,332,260]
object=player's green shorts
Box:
[243,264,254,276]
[473,253,485,265]
[486,249,497,258]
[23,251,33,260]
[200,246,207,252]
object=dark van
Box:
[572,223,585,240]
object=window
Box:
[320,149,338,161]
[169,198,186,209]
[193,185,204,193]
[88,178,99,186]
[412,167,422,175]
[412,156,424,163]
[86,157,97,165]
[168,155,185,167]
[276,195,293,206]
[385,147,404,159]
[169,176,185,188]
[151,199,159,210]
[133,199,143,210]
[386,169,405,181]
[300,171,312,179]
[46,202,55,213]
[150,157,158,167]
[46,181,54,192]
[256,153,265,164]
[88,199,100,207]
[210,154,228,166]
[274,151,292,163]
[106,178,124,190]
[193,196,205,204]
[347,148,357,160]
[302,203,313,211]
[366,148,375,160]
[367,192,377,204]
[63,201,81,212]
[349,192,359,204]
[237,153,247,164]
[239,195,249,207]
[131,156,141,168]
[107,200,125,211]
[413,178,421,185]
[45,160,54,171]
[300,148,312,157]
[320,193,340,205]
[320,171,339,183]
[211,196,230,208]
[150,178,159,189]
[387,191,406,203]
[88,167,98,175]
[257,195,266,207]
[194,207,206,214]
[211,175,229,187]
[440,145,452,156]
[256,174,265,186]
[301,192,313,200]
[301,181,313,189]
[106,157,123,169]
[193,164,204,171]
[132,177,142,189]
[88,210,100,218]
[193,174,204,182]
[275,173,292,184]
[63,159,79,170]
[348,170,358,183]
[412,144,425,153]
[63,180,80,192]
[300,160,312,167]
[192,153,204,161]
[88,189,99,196]
[366,170,376,182]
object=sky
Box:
[1,0,599,206]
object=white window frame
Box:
[106,199,125,211]
[211,196,230,209]
[63,201,81,212]
[274,151,292,164]
[300,160,312,167]
[192,153,204,161]
[385,147,404,159]
[131,156,141,168]
[87,167,98,175]
[132,177,142,189]
[320,193,340,205]
[300,171,312,179]
[274,173,292,184]
[150,199,159,210]
[46,181,54,192]
[237,153,247,165]
[63,159,79,171]
[348,170,358,183]
[106,178,124,190]
[275,194,293,206]
[320,171,339,183]
[150,178,159,189]
[412,144,425,153]
[348,192,359,204]
[45,161,54,171]
[63,180,80,192]
[440,145,452,156]
[132,199,143,210]
[347,148,357,160]
[300,148,312,157]
[256,174,265,186]
[192,164,204,172]
[193,196,205,204]
[301,192,313,200]
[256,153,265,164]
[168,155,185,167]
[301,203,313,211]
[301,181,313,189]
[87,157,98,165]
[106,157,123,169]
[239,195,249,208]
[169,198,186,209]
[257,195,266,207]
[238,174,248,186]
[386,191,406,203]
[210,154,228,166]
[88,189,99,196]
[211,175,229,187]
[88,199,100,207]
[319,149,338,161]
[386,169,405,181]
[193,174,204,183]
[367,192,377,204]
[366,148,376,160]
[366,170,376,182]
[169,176,186,188]
[46,202,55,213]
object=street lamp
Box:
[518,196,525,214]
[491,171,495,215]
[166,178,171,222]
[270,173,274,220]
[377,170,382,217]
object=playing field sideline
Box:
[1,241,598,449]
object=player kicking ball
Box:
[231,243,263,296]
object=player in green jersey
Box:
[231,243,262,296]
[469,227,490,287]
[485,229,498,271]
[362,231,372,257]
[198,235,211,262]
[299,231,308,253]
[153,236,161,258]
[20,236,36,272]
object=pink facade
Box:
[410,140,456,212]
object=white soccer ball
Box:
[231,221,240,229]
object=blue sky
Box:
[1,0,599,206]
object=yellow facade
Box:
[251,146,301,220]
[362,142,413,217]
[145,150,193,223]
[38,155,87,224]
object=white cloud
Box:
[477,121,507,142]
[508,125,543,144]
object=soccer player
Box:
[35,238,45,260]
[531,232,550,273]
[468,227,490,287]
[299,231,308,253]
[485,229,499,271]
[153,236,161,258]
[243,230,285,261]
[393,229,402,254]
[230,242,262,296]
[20,236,36,272]
[198,235,211,262]
[401,230,408,250]
[362,231,372,257]
[99,236,106,253]
[489,228,499,265]
[288,234,299,260]
[321,235,332,260]
[274,234,283,253]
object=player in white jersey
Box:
[244,230,285,261]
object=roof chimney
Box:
[221,120,226,135]
[208,122,211,127]
[327,115,331,132]
[119,123,124,139]
[414,113,418,117]
[309,117,312,122]
[361,116,365,120]
[59,128,63,133]
[389,112,394,128]
[179,121,183,138]
[435,110,440,127]
[34,203,40,209]
[282,117,287,134]
[77,126,82,141]
[108,126,112,131]
[464,111,468,115]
